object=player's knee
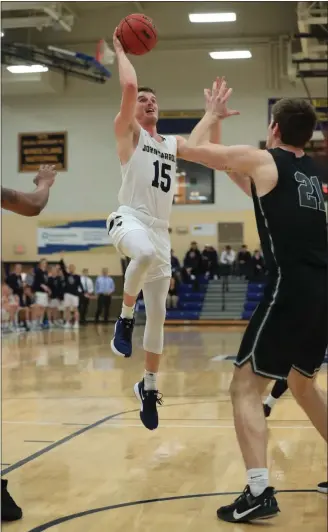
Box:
[229,364,254,397]
[143,330,164,354]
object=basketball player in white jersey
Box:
[107,33,232,431]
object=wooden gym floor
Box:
[2,325,327,531]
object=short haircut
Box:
[272,98,317,148]
[138,86,156,95]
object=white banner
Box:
[38,227,109,248]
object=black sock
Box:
[271,380,288,400]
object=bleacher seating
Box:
[242,281,265,320]
[136,277,208,321]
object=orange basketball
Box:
[117,14,158,56]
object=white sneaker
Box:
[64,322,71,329]
[73,322,79,330]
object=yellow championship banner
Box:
[18,131,67,172]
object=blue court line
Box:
[27,489,320,531]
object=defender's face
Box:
[136,91,159,126]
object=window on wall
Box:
[174,159,215,205]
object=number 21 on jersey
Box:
[294,171,326,212]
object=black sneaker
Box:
[134,379,163,430]
[263,403,271,418]
[217,485,280,523]
[317,481,328,494]
[110,317,134,358]
[1,479,23,522]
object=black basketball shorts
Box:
[235,269,327,379]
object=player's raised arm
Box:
[184,80,272,184]
[1,165,56,216]
[113,29,139,138]
[205,82,252,197]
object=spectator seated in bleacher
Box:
[250,250,266,281]
[182,241,202,290]
[170,249,181,279]
[202,245,219,280]
[166,276,179,309]
[237,244,252,279]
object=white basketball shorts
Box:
[64,294,79,309]
[35,292,49,307]
[49,298,64,310]
[106,206,171,282]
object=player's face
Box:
[136,91,159,125]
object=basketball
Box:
[117,14,158,55]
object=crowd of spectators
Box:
[1,259,115,333]
[166,241,267,307]
[2,244,267,331]
[170,242,267,284]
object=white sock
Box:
[264,394,276,409]
[247,468,269,497]
[144,370,157,391]
[121,303,135,319]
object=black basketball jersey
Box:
[251,147,327,275]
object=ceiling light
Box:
[6,65,49,74]
[209,50,252,60]
[189,13,236,23]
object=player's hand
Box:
[204,77,225,112]
[33,165,57,188]
[205,77,240,119]
[113,28,125,54]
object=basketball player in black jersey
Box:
[1,164,57,521]
[181,80,328,521]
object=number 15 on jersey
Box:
[152,161,172,193]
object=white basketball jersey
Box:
[118,128,177,222]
